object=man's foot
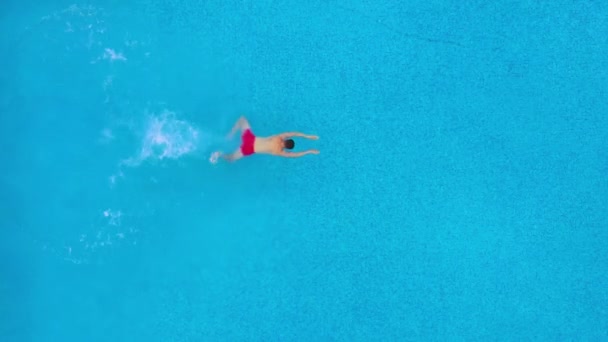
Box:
[209,152,221,164]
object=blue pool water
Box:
[2,1,607,340]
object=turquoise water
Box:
[2,1,608,340]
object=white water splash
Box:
[120,110,212,167]
[26,5,227,266]
[25,5,165,266]
[103,208,122,226]
[40,4,104,22]
[103,48,126,61]
[91,48,127,64]
[38,208,140,265]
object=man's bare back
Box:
[210,116,319,163]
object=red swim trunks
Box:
[240,129,256,156]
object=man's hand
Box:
[209,151,222,164]
[306,135,319,140]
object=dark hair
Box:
[284,139,295,149]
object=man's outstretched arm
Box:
[278,132,318,140]
[280,149,320,158]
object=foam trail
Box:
[120,110,224,167]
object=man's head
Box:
[283,139,295,149]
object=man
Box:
[210,116,319,163]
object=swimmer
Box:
[210,116,319,163]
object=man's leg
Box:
[224,149,243,162]
[210,149,243,164]
[227,116,251,139]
